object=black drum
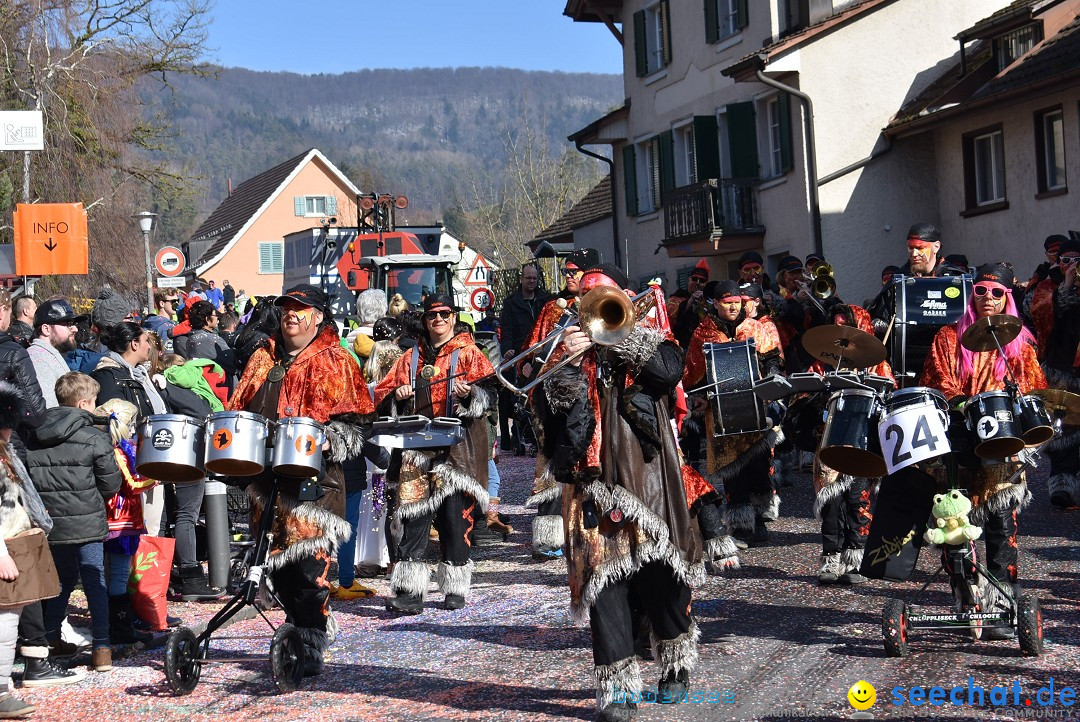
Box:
[887,275,971,388]
[965,391,1025,459]
[818,389,886,478]
[703,340,769,436]
[1016,394,1054,446]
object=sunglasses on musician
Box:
[424,310,453,321]
[741,264,763,274]
[1059,255,1080,266]
[973,285,1006,300]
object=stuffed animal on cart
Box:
[923,489,983,546]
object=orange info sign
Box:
[13,203,90,276]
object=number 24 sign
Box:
[878,407,949,475]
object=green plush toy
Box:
[923,489,983,546]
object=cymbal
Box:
[1030,388,1080,425]
[802,324,886,369]
[959,314,1022,352]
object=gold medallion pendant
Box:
[267,365,287,383]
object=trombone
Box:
[495,286,658,395]
[797,262,837,313]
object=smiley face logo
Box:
[848,680,876,711]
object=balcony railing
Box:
[663,178,763,242]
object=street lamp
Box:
[134,211,158,317]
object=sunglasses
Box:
[424,310,453,321]
[741,265,763,274]
[1059,255,1080,266]
[563,269,581,277]
[973,285,1006,300]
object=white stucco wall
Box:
[930,93,1080,284]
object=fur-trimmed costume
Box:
[683,313,783,563]
[373,331,495,606]
[229,325,373,669]
[534,314,704,715]
[1040,279,1080,508]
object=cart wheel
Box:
[164,626,204,695]
[882,598,910,657]
[269,623,306,693]
[1017,594,1043,657]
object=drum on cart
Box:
[702,340,769,436]
[1015,394,1054,447]
[877,387,951,475]
[204,411,270,476]
[965,391,1025,459]
[136,414,205,483]
[271,417,326,478]
[818,389,886,478]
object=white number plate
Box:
[878,404,950,475]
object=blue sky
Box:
[207,1,623,75]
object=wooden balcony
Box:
[661,178,765,257]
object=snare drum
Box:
[204,411,270,476]
[964,391,1025,459]
[818,389,887,478]
[272,417,326,478]
[878,387,951,474]
[136,415,205,483]
[1015,394,1054,447]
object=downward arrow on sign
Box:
[44,238,57,251]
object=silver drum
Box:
[272,416,326,478]
[204,411,270,476]
[136,415,205,484]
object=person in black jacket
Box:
[27,372,122,672]
[498,264,550,451]
[174,301,236,389]
[233,299,280,372]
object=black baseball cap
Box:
[423,292,457,313]
[739,282,763,300]
[1044,234,1068,251]
[34,299,85,327]
[275,284,328,309]
[714,280,742,301]
[778,255,804,274]
[974,263,1013,291]
[738,251,764,268]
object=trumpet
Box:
[811,262,836,300]
[494,286,657,395]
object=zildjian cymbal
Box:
[801,324,886,369]
[959,314,1022,353]
[1030,388,1080,425]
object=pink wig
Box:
[953,289,1033,382]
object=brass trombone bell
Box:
[811,262,836,299]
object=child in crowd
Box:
[26,373,122,673]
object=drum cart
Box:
[164,477,307,694]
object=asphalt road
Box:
[18,454,1080,722]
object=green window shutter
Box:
[778,92,794,173]
[692,116,721,181]
[622,145,639,216]
[634,11,648,77]
[272,242,284,273]
[726,102,758,178]
[737,0,749,29]
[259,242,272,273]
[326,195,338,215]
[705,0,719,44]
[661,0,672,67]
[658,130,675,202]
[293,197,305,216]
[651,137,662,209]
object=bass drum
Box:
[818,389,886,478]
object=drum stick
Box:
[882,314,896,346]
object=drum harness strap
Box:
[410,347,461,419]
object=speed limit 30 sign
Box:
[470,287,494,312]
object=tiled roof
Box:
[974,12,1080,97]
[188,149,314,269]
[957,0,1047,39]
[531,176,612,243]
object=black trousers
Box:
[697,498,725,542]
[270,551,332,632]
[171,481,205,568]
[18,601,48,651]
[589,562,691,667]
[982,506,1018,586]
[396,491,475,566]
[725,452,773,532]
[536,495,561,520]
[498,387,517,447]
[821,478,873,554]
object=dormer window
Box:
[993,22,1043,72]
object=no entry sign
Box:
[155,246,186,277]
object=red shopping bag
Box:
[128,535,175,630]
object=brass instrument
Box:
[811,262,836,300]
[494,286,657,395]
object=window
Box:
[637,137,660,213]
[762,94,793,178]
[676,266,695,290]
[633,0,671,77]
[293,195,339,217]
[724,102,758,178]
[258,241,284,274]
[994,23,1043,72]
[962,125,1007,211]
[674,124,697,187]
[1035,107,1066,193]
[706,0,748,43]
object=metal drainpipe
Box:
[574,140,620,268]
[754,68,823,259]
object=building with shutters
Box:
[184,147,360,297]
[564,0,1012,303]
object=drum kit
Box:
[136,411,326,484]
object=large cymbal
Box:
[1030,388,1080,425]
[959,314,1022,352]
[802,324,886,369]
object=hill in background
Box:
[146,66,623,240]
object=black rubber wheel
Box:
[164,626,204,695]
[882,598,910,657]
[269,623,305,693]
[1017,594,1044,657]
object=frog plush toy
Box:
[923,489,983,545]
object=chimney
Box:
[227,178,233,197]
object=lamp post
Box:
[134,211,158,317]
